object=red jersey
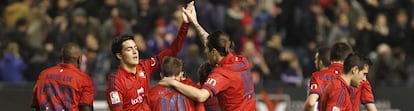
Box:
[202,53,256,111]
[106,23,189,111]
[308,63,343,96]
[31,63,94,111]
[318,76,352,111]
[148,78,204,111]
[352,80,375,111]
[204,97,221,111]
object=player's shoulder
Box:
[149,85,164,94]
[139,57,158,67]
[38,66,60,76]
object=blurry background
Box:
[0,0,413,110]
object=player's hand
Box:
[183,1,198,25]
[158,78,178,87]
[182,10,189,23]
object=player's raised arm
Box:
[182,1,209,45]
[154,9,190,67]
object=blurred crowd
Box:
[1,0,414,88]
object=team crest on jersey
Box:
[310,84,318,89]
[110,91,121,104]
[139,71,146,78]
[150,57,156,66]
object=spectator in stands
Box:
[132,0,156,37]
[0,42,27,84]
[263,34,283,81]
[372,13,390,47]
[328,13,350,46]
[352,15,374,55]
[3,0,30,29]
[83,34,111,85]
[280,51,304,87]
[133,34,153,59]
[5,18,33,62]
[70,7,104,48]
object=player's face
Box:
[204,47,217,64]
[119,40,139,66]
[351,65,369,87]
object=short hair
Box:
[161,57,184,77]
[330,42,353,62]
[111,35,135,61]
[343,53,372,74]
[317,47,331,67]
[197,62,215,85]
[62,43,81,63]
[206,31,235,56]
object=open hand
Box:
[182,1,198,25]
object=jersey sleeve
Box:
[360,80,375,104]
[308,73,322,96]
[202,73,231,97]
[106,74,124,111]
[79,75,95,107]
[195,102,206,111]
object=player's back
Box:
[32,64,94,111]
[206,54,256,111]
[309,63,343,95]
[318,76,352,111]
[148,85,198,111]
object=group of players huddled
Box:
[30,1,378,111]
[31,1,255,111]
[304,42,377,111]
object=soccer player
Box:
[306,47,330,111]
[305,43,377,111]
[318,53,372,110]
[159,31,256,111]
[354,79,377,111]
[105,5,190,110]
[148,57,203,111]
[314,47,331,71]
[161,2,255,110]
[31,43,94,111]
[305,42,353,111]
[197,62,221,111]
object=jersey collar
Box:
[329,63,343,74]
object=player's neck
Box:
[121,63,137,74]
[341,74,352,86]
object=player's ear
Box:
[351,66,358,74]
[160,72,165,78]
[116,53,122,60]
[179,71,184,77]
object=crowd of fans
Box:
[1,0,414,88]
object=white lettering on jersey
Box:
[332,106,340,111]
[110,91,121,104]
[206,78,217,86]
[310,84,318,89]
[131,87,144,105]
